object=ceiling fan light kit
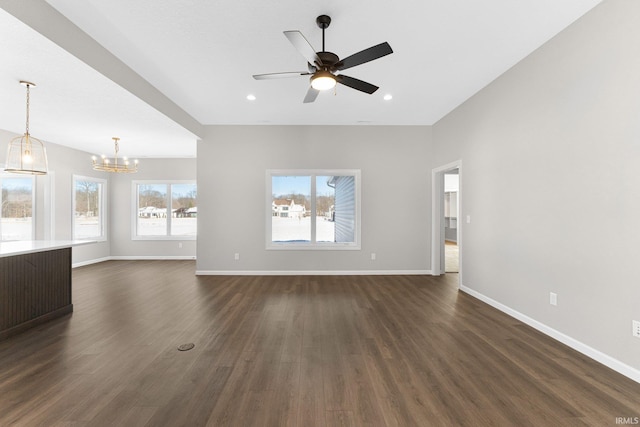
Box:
[253,15,393,103]
[310,70,336,91]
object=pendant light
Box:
[5,81,48,175]
[92,137,139,173]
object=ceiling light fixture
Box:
[310,70,337,91]
[4,81,48,175]
[384,94,393,101]
[246,94,256,101]
[92,137,138,173]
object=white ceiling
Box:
[0,0,602,158]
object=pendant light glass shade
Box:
[4,81,48,175]
[5,133,48,175]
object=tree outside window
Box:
[1,175,34,241]
[133,181,196,239]
[73,176,106,240]
[267,170,360,250]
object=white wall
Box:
[0,129,110,264]
[433,0,640,374]
[197,125,433,273]
[109,157,197,259]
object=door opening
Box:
[431,160,462,286]
[444,170,459,273]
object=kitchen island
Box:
[0,240,90,340]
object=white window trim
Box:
[131,180,197,241]
[72,174,107,242]
[0,172,36,241]
[266,169,361,250]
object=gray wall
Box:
[0,129,110,264]
[197,125,433,273]
[433,0,640,372]
[109,157,197,258]
[1,129,197,263]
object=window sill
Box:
[132,236,197,241]
[266,243,361,251]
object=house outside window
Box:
[1,174,35,241]
[266,170,360,250]
[132,181,197,239]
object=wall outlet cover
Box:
[633,320,640,338]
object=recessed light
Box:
[383,94,393,101]
[246,94,256,101]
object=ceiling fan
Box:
[252,15,393,103]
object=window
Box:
[133,181,197,239]
[73,175,106,240]
[1,174,35,241]
[267,170,360,250]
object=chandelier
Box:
[4,81,48,175]
[92,137,138,173]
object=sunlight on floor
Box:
[445,240,458,273]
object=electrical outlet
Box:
[549,292,557,306]
[633,320,640,338]
[178,242,183,248]
[371,253,376,261]
[234,253,240,261]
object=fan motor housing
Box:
[317,51,339,67]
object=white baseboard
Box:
[72,256,111,268]
[459,285,640,384]
[109,255,196,261]
[72,255,195,268]
[196,269,432,276]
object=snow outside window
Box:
[133,181,197,240]
[267,170,361,250]
[73,175,106,241]
[1,174,35,241]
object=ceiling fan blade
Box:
[335,75,379,94]
[303,86,319,103]
[253,72,310,80]
[284,31,322,67]
[335,42,393,71]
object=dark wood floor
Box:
[1,261,638,426]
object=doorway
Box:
[431,160,462,286]
[444,170,459,273]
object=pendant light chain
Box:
[25,83,31,135]
[114,137,120,168]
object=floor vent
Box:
[178,343,195,351]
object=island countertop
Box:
[0,240,95,258]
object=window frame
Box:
[0,172,36,241]
[131,180,197,240]
[72,174,107,242]
[266,169,361,250]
